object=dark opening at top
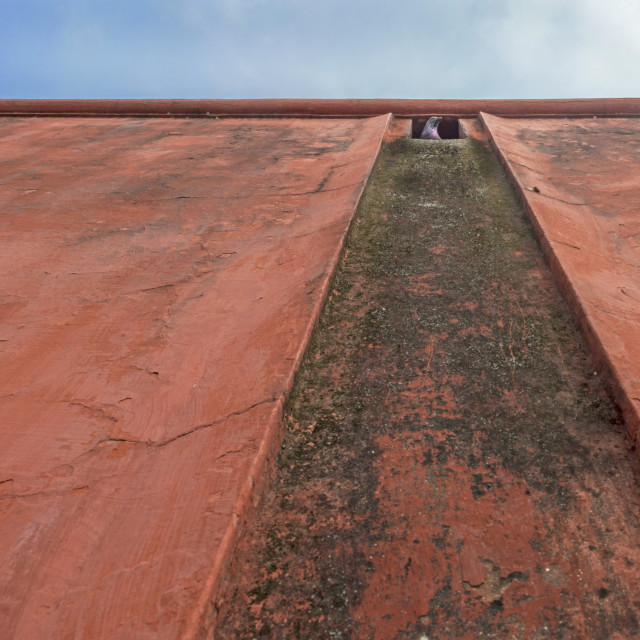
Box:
[412,116,460,140]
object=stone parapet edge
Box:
[480,111,640,446]
[183,113,394,640]
[1,98,640,118]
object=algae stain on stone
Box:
[217,136,630,640]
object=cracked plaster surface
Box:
[0,113,390,638]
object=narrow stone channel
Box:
[215,138,640,639]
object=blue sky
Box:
[2,0,639,99]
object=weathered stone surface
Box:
[0,114,389,639]
[483,114,640,442]
[216,138,640,640]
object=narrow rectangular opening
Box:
[412,116,460,140]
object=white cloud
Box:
[480,0,640,96]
